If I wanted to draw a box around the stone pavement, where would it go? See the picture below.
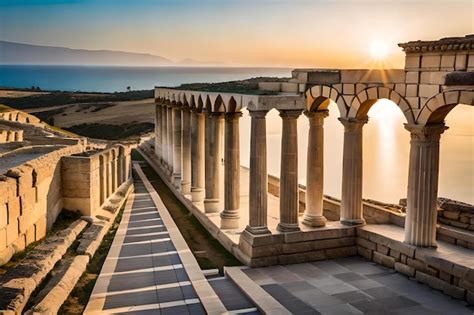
[84,163,260,314]
[242,256,474,314]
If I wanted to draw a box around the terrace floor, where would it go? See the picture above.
[242,256,474,314]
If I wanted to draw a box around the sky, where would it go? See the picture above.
[0,0,473,68]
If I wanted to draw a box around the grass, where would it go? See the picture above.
[64,122,154,140]
[0,210,81,277]
[0,89,154,110]
[133,150,242,272]
[0,104,14,113]
[58,201,126,315]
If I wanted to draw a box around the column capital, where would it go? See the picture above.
[338,117,368,131]
[304,109,329,119]
[225,111,243,120]
[210,111,225,118]
[404,123,448,142]
[279,109,303,119]
[248,109,269,118]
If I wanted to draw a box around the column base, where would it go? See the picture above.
[277,222,300,233]
[302,214,327,227]
[220,210,240,229]
[172,174,181,189]
[203,199,220,213]
[340,218,366,226]
[181,180,191,195]
[190,188,204,203]
[244,225,271,236]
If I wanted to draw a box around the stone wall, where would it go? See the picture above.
[267,173,405,226]
[0,144,85,265]
[0,127,23,143]
[0,110,42,126]
[357,226,474,304]
[62,145,132,217]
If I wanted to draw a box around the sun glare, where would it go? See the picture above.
[370,40,389,60]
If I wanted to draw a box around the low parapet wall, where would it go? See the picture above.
[0,144,86,265]
[0,127,23,143]
[61,144,132,217]
[0,109,42,127]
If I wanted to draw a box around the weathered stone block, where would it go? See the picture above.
[443,210,460,220]
[400,254,407,264]
[455,54,468,70]
[405,84,418,97]
[356,237,376,250]
[405,72,419,84]
[421,55,441,69]
[395,262,415,277]
[418,84,440,98]
[357,246,372,260]
[0,227,6,251]
[405,55,420,70]
[373,251,395,269]
[394,84,406,95]
[6,221,19,245]
[440,54,455,69]
[343,84,355,95]
[416,271,445,290]
[468,290,474,305]
[389,249,401,261]
[443,284,466,300]
[439,271,452,283]
[376,243,389,255]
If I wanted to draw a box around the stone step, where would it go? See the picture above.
[25,255,89,314]
[225,266,291,314]
[437,224,474,248]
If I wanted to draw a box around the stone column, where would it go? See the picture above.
[190,110,205,203]
[277,110,302,232]
[172,107,182,188]
[404,123,447,247]
[303,110,329,227]
[181,107,192,195]
[167,105,174,176]
[155,104,162,161]
[244,110,271,235]
[220,112,242,229]
[161,105,168,169]
[339,117,368,226]
[204,112,224,213]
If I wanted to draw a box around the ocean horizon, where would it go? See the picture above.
[0,64,292,93]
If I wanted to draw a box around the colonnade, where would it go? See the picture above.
[154,96,449,248]
[98,146,129,207]
[155,102,341,236]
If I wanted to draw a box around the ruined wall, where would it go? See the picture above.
[0,128,23,143]
[62,145,132,216]
[0,144,85,265]
[0,110,42,126]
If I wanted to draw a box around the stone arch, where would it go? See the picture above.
[205,95,212,113]
[348,86,415,124]
[213,95,225,113]
[417,89,474,125]
[222,96,238,113]
[306,85,347,117]
[195,95,204,112]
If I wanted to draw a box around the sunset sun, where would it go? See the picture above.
[370,40,389,60]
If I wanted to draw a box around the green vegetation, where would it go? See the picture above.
[176,76,289,95]
[0,89,153,110]
[134,150,242,272]
[65,122,154,140]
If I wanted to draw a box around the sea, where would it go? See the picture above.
[1,65,473,204]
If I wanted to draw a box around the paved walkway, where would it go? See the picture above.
[243,256,474,314]
[85,164,226,314]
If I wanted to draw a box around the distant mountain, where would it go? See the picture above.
[0,40,177,66]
